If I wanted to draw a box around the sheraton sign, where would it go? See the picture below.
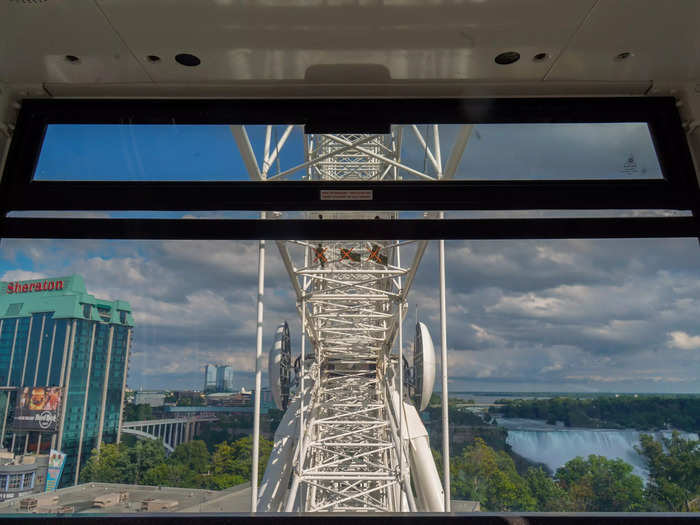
[7,279,64,294]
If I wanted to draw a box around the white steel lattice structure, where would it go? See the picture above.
[231,125,473,512]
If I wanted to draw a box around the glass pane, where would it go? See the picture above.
[400,123,663,180]
[33,123,663,182]
[0,236,697,516]
[8,209,693,219]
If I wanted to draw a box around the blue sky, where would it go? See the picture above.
[35,124,306,181]
[2,123,697,393]
[34,122,662,182]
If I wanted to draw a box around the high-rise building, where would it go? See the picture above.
[0,275,133,488]
[203,364,217,393]
[215,366,234,392]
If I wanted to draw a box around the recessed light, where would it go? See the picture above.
[65,55,80,64]
[533,52,549,62]
[175,53,201,67]
[147,55,161,63]
[615,52,633,61]
[494,51,520,65]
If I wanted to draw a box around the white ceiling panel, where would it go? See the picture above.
[548,0,700,82]
[97,0,596,82]
[0,0,149,83]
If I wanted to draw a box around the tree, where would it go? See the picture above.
[431,447,442,477]
[451,437,536,511]
[80,441,166,485]
[178,395,206,407]
[142,462,197,488]
[80,443,136,484]
[636,432,700,511]
[208,435,273,489]
[123,403,153,422]
[555,455,644,511]
[141,440,213,488]
[524,467,570,511]
[169,440,211,474]
[491,396,700,431]
[128,439,167,485]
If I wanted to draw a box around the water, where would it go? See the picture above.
[499,418,699,481]
[452,392,551,405]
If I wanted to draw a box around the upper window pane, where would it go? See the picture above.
[404,123,663,181]
[32,123,663,182]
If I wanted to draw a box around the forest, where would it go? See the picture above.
[490,395,700,431]
[81,430,699,512]
[81,436,272,490]
[445,432,699,512]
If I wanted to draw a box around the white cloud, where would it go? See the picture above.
[668,331,700,350]
[0,270,47,282]
[2,235,700,391]
[581,319,649,344]
[487,292,564,317]
[535,245,574,265]
[468,323,502,344]
[540,362,563,374]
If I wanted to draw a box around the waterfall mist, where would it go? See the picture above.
[500,418,698,481]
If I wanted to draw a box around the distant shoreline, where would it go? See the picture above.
[451,391,700,397]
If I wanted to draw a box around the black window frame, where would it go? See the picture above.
[0,98,698,524]
[0,97,698,241]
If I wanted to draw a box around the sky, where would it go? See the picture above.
[2,122,698,393]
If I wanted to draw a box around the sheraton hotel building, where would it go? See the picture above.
[0,275,133,487]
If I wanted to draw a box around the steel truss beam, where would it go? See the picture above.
[270,131,430,512]
[250,125,470,512]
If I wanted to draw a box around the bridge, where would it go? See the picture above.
[121,415,217,453]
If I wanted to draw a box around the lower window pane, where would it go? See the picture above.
[0,237,696,514]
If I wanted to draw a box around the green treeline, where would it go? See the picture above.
[491,396,700,431]
[123,403,153,422]
[80,436,273,489]
[447,432,699,512]
[80,432,699,512]
[426,394,508,453]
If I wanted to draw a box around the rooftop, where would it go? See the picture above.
[0,481,479,514]
[0,481,252,515]
[0,275,134,325]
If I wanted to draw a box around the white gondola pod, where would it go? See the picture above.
[268,321,291,410]
[414,322,436,412]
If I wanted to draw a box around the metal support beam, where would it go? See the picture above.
[252,216,266,511]
[438,234,450,511]
[442,125,473,180]
[230,126,263,181]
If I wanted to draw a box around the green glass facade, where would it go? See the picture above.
[0,275,133,488]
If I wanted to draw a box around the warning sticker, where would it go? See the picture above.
[320,190,373,201]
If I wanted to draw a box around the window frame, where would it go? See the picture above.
[0,97,697,242]
[0,98,698,523]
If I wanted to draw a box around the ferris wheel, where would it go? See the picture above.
[230,124,472,512]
